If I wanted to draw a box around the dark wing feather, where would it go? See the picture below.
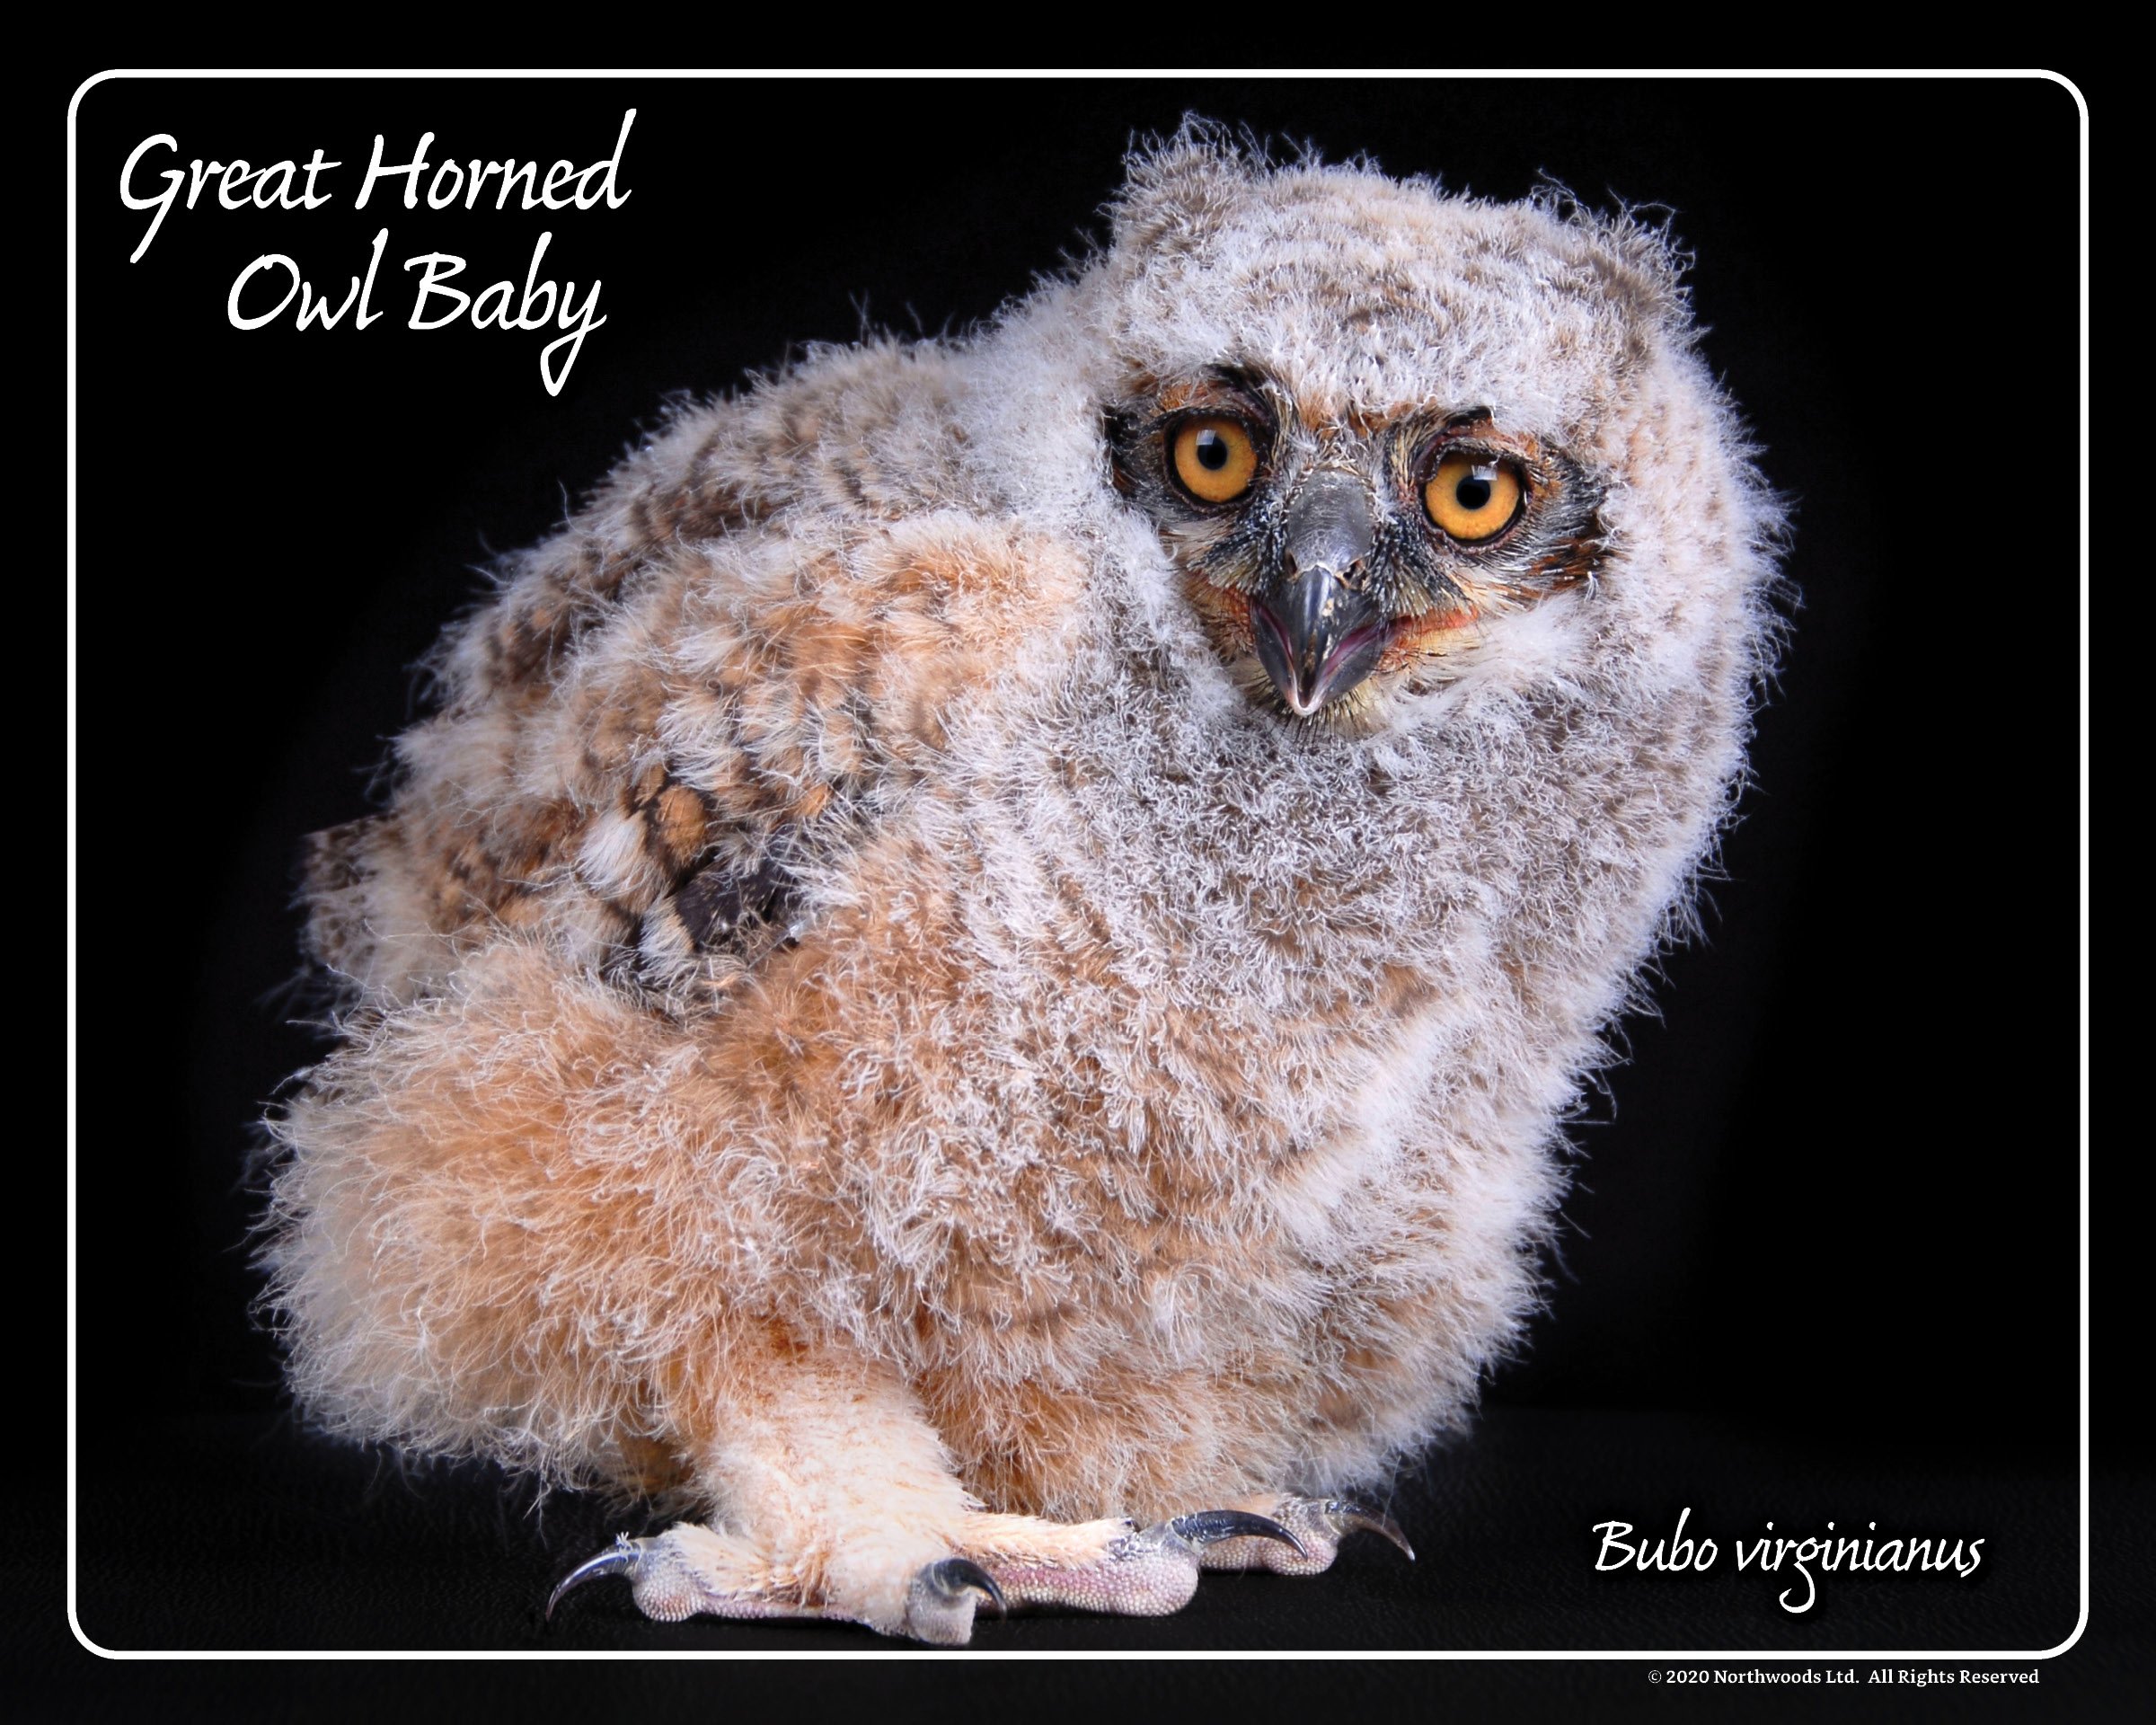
[297,349,971,1013]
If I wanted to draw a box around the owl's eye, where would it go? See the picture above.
[1424,452,1525,544]
[1169,417,1260,504]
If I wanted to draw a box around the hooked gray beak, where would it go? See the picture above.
[1251,470,1386,716]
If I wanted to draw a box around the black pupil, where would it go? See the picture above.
[1196,429,1231,471]
[1454,474,1493,510]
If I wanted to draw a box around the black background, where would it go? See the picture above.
[58,71,2105,1696]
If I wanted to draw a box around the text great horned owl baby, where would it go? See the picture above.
[261,135,1779,1644]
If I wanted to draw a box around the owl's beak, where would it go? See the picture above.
[1253,471,1384,717]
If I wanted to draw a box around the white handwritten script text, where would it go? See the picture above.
[119,111,634,395]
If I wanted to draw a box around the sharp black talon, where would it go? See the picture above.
[927,1556,1006,1616]
[1324,1498,1416,1561]
[545,1535,641,1621]
[1169,1509,1310,1560]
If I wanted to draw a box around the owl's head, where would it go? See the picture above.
[1070,128,1720,734]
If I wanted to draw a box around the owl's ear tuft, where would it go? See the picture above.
[1109,117,1274,258]
[1530,180,1697,336]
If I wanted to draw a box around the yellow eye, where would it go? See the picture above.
[1170,417,1260,504]
[1424,451,1524,543]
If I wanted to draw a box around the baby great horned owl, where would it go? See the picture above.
[260,133,1779,1644]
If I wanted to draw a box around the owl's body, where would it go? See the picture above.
[261,137,1778,1641]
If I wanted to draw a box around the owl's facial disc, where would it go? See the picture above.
[1252,470,1385,716]
[1109,369,1607,732]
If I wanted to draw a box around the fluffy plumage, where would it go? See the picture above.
[258,129,1780,1643]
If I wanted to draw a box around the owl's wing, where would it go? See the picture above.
[299,357,1073,1014]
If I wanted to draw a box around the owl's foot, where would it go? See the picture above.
[1195,1495,1415,1575]
[546,1508,1301,1643]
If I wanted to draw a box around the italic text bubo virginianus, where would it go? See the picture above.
[259,128,1780,1644]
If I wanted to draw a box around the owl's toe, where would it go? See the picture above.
[1196,1495,1415,1576]
[962,1508,1302,1618]
[1164,1508,1310,1555]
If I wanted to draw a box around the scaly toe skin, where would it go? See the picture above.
[980,1508,1303,1616]
[905,1557,1006,1645]
[1197,1496,1416,1575]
